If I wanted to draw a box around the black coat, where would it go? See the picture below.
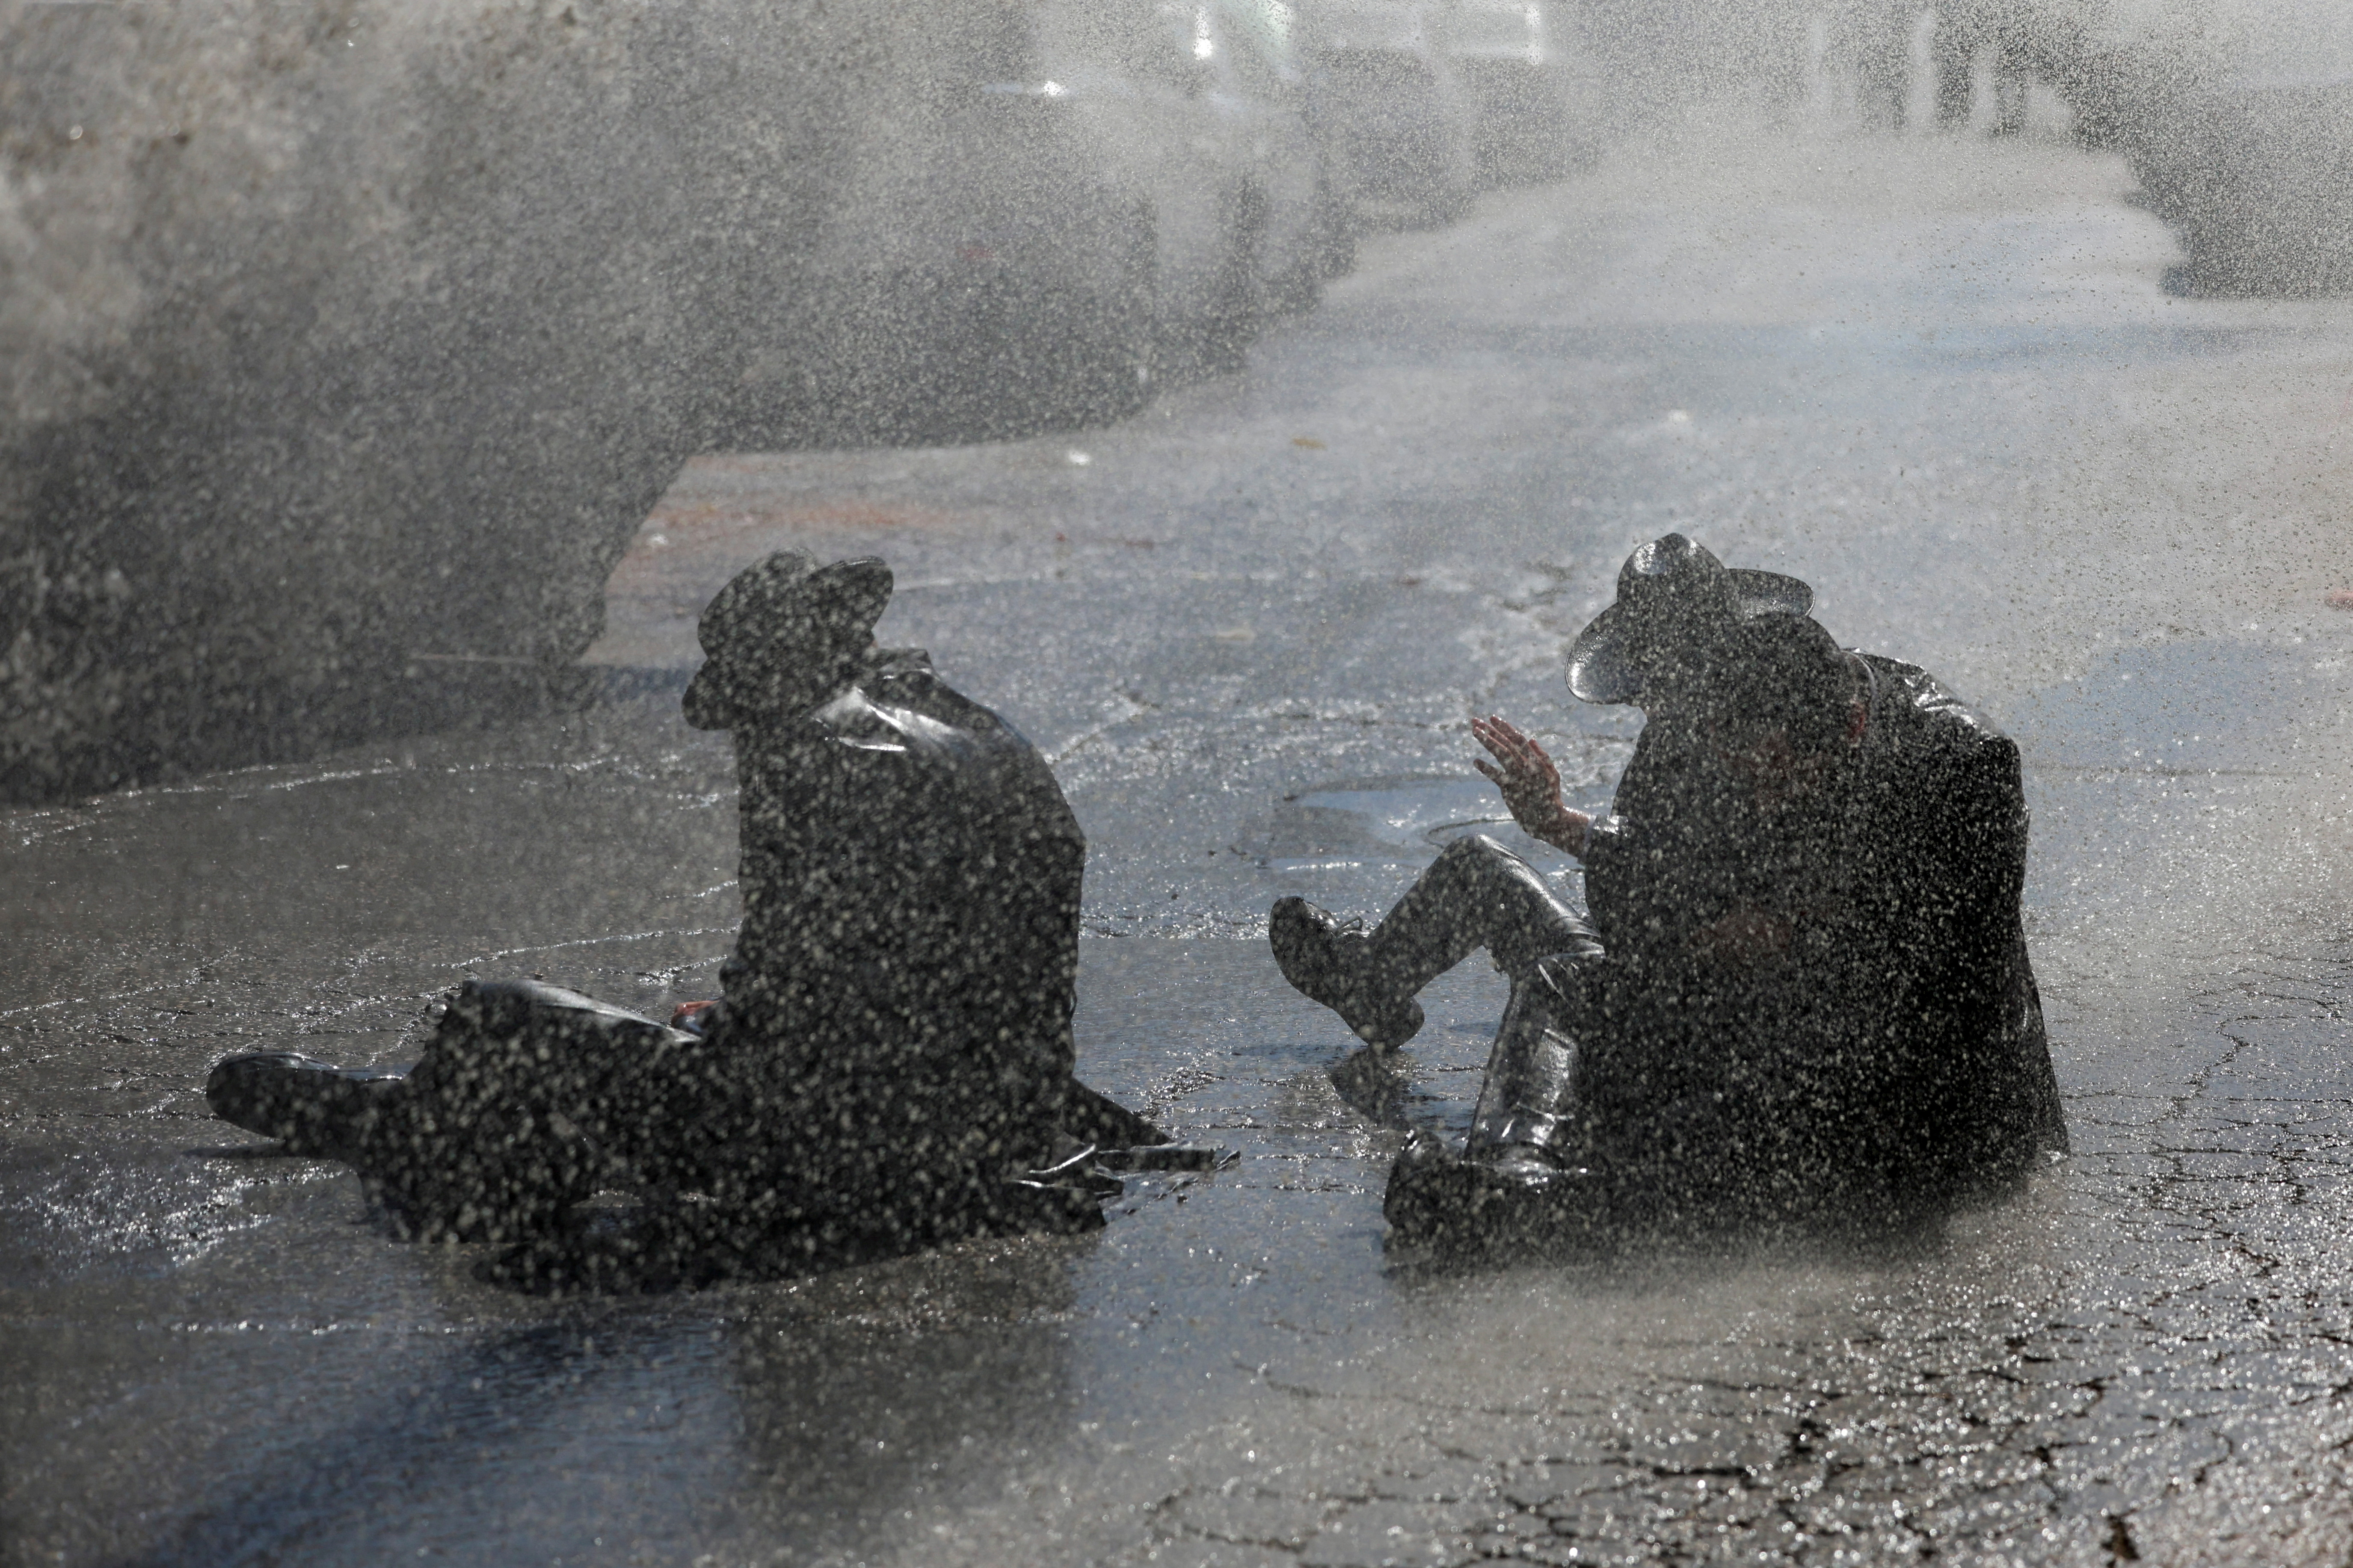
[712,648,1092,1178]
[1575,654,2067,1218]
[374,648,1155,1251]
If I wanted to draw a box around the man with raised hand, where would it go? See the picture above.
[1269,534,2067,1246]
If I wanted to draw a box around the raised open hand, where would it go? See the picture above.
[1470,714,1590,855]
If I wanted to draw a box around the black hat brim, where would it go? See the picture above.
[1565,568,1814,704]
[682,557,894,729]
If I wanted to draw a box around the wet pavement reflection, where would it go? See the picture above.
[9,128,2353,1564]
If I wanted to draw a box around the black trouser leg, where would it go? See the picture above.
[1359,837,1609,1165]
[364,979,699,1243]
[1466,977,1583,1160]
[1365,834,1597,996]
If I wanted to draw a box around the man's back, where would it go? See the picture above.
[1580,654,2066,1218]
[725,648,1088,1148]
[1834,656,2066,1200]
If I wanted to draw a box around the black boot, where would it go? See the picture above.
[1383,1132,1579,1253]
[1268,896,1426,1050]
[204,1052,409,1160]
[1274,837,1600,1054]
[1463,978,1585,1165]
[1384,1130,1610,1257]
[1383,975,1606,1255]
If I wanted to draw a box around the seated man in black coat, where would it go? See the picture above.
[1271,535,2067,1244]
[207,551,1158,1269]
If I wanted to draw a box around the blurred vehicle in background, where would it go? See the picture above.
[0,0,874,799]
[1449,0,1608,182]
[1296,0,1604,229]
[0,0,1354,798]
[724,0,1344,444]
[1216,0,1370,289]
[2065,0,2353,296]
[1298,0,1480,225]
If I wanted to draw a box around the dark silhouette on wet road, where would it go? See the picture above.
[1274,535,2069,1250]
[206,551,1163,1285]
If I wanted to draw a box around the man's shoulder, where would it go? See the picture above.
[1859,654,2017,770]
[860,659,1022,740]
[823,663,1087,839]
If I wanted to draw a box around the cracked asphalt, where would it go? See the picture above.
[8,124,2353,1565]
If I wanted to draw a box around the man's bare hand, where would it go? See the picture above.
[1470,714,1591,855]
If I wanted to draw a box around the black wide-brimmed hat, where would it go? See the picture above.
[681,550,893,729]
[1564,534,1814,704]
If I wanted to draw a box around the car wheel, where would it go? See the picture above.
[1075,211,1159,422]
[1196,184,1268,374]
[1307,164,1358,282]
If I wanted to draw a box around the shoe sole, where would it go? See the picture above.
[1382,1142,1602,1257]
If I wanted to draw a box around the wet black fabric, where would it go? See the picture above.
[1376,655,2066,1225]
[1570,654,2067,1215]
[364,647,1148,1248]
[1366,834,1596,991]
[364,981,687,1243]
[361,979,1112,1262]
[700,646,1093,1190]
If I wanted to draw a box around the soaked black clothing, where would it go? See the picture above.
[364,648,1148,1250]
[1381,655,2066,1224]
[693,647,1095,1199]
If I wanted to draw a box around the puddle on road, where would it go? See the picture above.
[8,641,2350,1564]
[1249,774,1559,870]
[2008,636,2353,968]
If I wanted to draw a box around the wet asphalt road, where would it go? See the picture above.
[9,123,2353,1565]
